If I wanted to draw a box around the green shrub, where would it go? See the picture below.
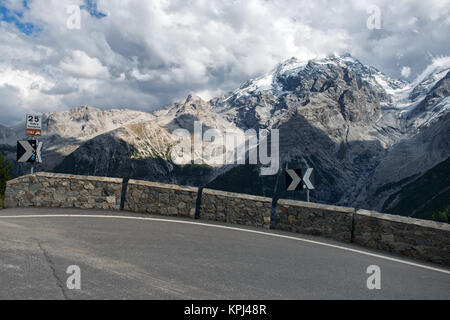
[0,153,13,208]
[432,206,450,223]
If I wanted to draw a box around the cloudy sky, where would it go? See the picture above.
[0,0,449,125]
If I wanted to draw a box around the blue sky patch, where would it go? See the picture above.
[0,0,105,36]
[81,0,107,19]
[0,2,37,35]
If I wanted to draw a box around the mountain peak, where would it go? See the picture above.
[275,53,358,74]
[50,105,100,116]
[224,53,384,101]
[74,105,97,111]
[185,94,204,103]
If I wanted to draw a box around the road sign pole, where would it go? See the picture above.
[31,163,34,175]
[307,189,310,202]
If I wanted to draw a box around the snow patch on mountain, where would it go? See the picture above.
[223,57,309,101]
[419,96,450,127]
[413,56,450,89]
[224,54,409,103]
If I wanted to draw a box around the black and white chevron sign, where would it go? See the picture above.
[17,140,43,163]
[286,168,315,191]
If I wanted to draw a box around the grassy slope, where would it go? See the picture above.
[383,157,450,221]
[206,165,269,196]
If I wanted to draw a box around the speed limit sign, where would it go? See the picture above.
[26,114,42,137]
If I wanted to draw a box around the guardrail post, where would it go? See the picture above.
[120,177,130,211]
[194,187,204,219]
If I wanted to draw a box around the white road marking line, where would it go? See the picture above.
[1,214,449,275]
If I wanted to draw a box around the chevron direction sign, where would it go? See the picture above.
[17,140,43,163]
[286,168,315,191]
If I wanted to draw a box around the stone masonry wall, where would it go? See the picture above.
[124,179,198,218]
[4,173,450,265]
[5,172,122,210]
[200,188,272,229]
[274,199,355,242]
[354,210,450,265]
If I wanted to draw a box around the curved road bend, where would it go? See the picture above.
[0,208,449,300]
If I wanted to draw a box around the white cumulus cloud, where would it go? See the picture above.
[59,50,110,79]
[401,66,412,78]
[0,0,449,125]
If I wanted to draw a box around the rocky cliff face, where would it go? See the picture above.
[50,95,236,185]
[208,54,450,215]
[1,54,449,218]
[0,124,15,141]
[0,106,157,176]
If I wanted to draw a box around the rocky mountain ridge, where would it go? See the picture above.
[1,54,449,219]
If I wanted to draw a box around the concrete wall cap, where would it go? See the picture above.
[356,209,450,232]
[202,188,272,202]
[277,198,355,213]
[7,172,123,184]
[128,179,198,192]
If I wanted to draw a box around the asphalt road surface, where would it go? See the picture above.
[0,208,449,300]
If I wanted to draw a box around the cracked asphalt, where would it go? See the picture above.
[0,207,449,300]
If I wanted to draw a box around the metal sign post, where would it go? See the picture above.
[21,114,43,174]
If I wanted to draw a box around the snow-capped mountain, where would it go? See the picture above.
[1,54,449,220]
[222,54,406,103]
[210,54,449,215]
[214,53,449,133]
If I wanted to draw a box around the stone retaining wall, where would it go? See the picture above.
[274,199,355,242]
[5,172,122,210]
[124,179,198,218]
[354,210,450,265]
[200,188,272,229]
[4,173,450,266]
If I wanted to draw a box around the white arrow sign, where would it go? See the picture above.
[286,169,302,191]
[17,140,43,163]
[303,168,315,190]
[36,141,43,163]
[17,140,35,162]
